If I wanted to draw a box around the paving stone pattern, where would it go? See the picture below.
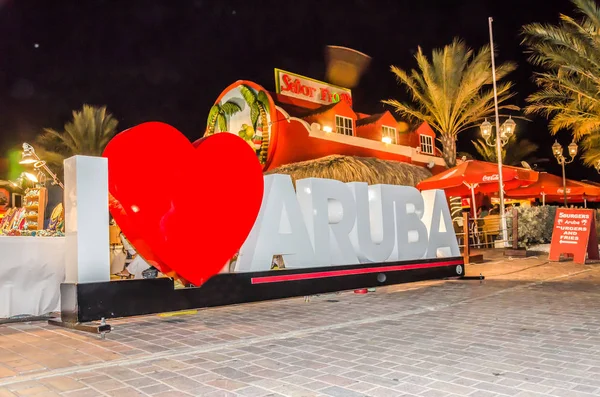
[1,255,600,396]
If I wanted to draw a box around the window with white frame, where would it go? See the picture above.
[419,134,434,154]
[335,115,354,136]
[381,125,397,144]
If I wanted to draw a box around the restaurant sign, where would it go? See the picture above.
[548,208,599,264]
[274,68,352,106]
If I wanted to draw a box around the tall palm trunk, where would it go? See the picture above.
[205,114,218,136]
[440,134,456,168]
[258,105,269,164]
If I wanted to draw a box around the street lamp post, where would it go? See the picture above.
[485,16,513,246]
[479,116,515,246]
[552,140,578,207]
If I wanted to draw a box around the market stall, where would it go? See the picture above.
[0,236,65,317]
[0,185,65,318]
[0,144,68,318]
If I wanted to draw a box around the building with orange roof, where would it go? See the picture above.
[205,69,445,174]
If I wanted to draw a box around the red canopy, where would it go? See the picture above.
[416,160,538,197]
[505,172,600,203]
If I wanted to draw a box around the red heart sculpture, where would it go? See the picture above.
[108,193,175,278]
[103,122,264,286]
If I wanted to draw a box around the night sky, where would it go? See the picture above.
[0,0,593,180]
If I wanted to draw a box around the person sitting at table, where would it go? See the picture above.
[477,205,489,218]
[489,204,500,215]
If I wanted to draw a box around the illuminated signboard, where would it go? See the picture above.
[274,68,352,106]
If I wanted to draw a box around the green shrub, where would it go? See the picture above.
[514,206,600,247]
[514,206,557,247]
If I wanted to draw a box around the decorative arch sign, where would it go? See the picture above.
[56,124,464,325]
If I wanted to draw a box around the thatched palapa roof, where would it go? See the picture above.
[266,155,432,187]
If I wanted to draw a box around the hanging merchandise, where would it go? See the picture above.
[36,203,65,237]
[8,207,26,233]
[23,187,46,231]
[0,207,17,231]
[0,187,64,237]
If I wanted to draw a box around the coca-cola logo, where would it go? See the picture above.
[482,174,499,182]
[557,188,571,194]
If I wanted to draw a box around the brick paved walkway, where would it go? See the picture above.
[1,252,600,396]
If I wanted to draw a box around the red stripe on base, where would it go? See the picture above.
[251,260,463,285]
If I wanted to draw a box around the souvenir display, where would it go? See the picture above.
[0,207,25,232]
[23,187,46,231]
[0,188,64,237]
[47,203,64,232]
[0,208,13,230]
[0,188,9,214]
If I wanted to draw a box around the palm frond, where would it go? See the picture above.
[239,85,257,107]
[383,39,516,167]
[522,0,600,168]
[471,133,539,166]
[471,139,497,162]
[35,105,119,165]
[250,104,259,129]
[221,101,242,115]
[581,130,600,165]
[257,90,270,112]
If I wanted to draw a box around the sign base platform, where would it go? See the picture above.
[48,318,112,339]
[55,257,465,324]
[504,248,529,257]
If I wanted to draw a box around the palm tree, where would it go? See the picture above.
[522,0,600,166]
[239,85,270,164]
[471,132,540,166]
[205,100,242,137]
[35,105,118,171]
[383,39,518,167]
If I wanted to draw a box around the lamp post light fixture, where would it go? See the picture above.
[552,139,578,207]
[481,16,518,248]
[19,143,64,189]
[478,116,515,247]
[479,117,516,147]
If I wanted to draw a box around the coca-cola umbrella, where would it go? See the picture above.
[416,160,538,218]
[505,172,600,206]
[578,180,600,205]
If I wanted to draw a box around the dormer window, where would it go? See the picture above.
[335,115,354,136]
[419,134,434,155]
[382,126,397,144]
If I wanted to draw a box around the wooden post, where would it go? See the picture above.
[512,207,519,250]
[463,211,470,265]
[504,207,527,257]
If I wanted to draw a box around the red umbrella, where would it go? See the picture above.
[417,160,538,195]
[417,160,538,218]
[506,173,600,205]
